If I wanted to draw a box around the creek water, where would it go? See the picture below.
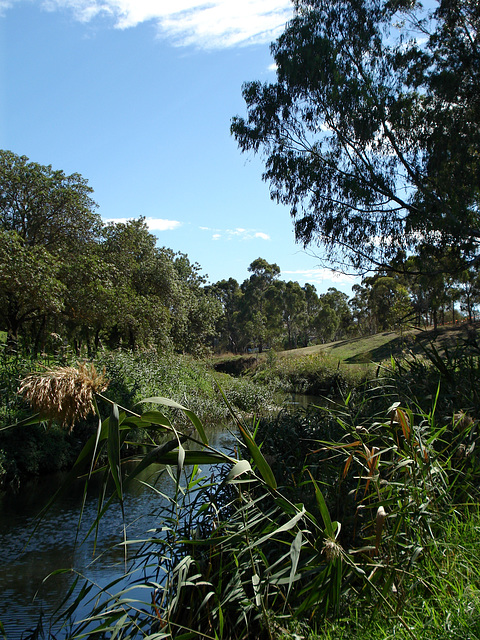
[0,426,237,639]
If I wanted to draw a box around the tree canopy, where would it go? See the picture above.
[231,0,480,272]
[3,148,479,356]
[0,149,101,252]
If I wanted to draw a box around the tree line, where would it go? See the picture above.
[3,0,479,357]
[1,149,478,358]
[0,150,221,356]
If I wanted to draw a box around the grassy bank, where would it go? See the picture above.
[8,327,476,639]
[0,348,270,487]
[3,325,480,638]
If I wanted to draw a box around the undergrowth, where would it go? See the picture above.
[252,350,371,397]
[6,340,480,639]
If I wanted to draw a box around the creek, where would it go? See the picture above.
[0,425,237,639]
[0,395,322,639]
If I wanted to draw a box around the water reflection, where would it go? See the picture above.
[0,425,237,639]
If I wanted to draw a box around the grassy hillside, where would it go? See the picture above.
[212,323,479,372]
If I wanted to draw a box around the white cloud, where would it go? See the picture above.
[226,227,246,235]
[282,268,359,286]
[202,226,270,241]
[0,0,15,16]
[21,0,293,49]
[145,217,182,231]
[103,216,181,231]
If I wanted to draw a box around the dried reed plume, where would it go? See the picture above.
[18,363,109,430]
[323,537,343,563]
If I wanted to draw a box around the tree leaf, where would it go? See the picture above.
[287,530,303,601]
[238,422,277,490]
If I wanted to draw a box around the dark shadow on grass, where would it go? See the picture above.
[343,333,414,363]
[343,323,480,364]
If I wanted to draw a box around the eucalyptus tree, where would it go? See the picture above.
[300,282,321,346]
[320,288,352,338]
[207,278,243,353]
[281,280,307,348]
[239,258,282,352]
[312,302,340,344]
[457,268,480,324]
[349,275,413,334]
[231,0,480,273]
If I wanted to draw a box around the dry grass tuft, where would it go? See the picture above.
[323,537,343,563]
[18,362,109,430]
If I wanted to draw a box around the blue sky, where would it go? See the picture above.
[1,0,358,295]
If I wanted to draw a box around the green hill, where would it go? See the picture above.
[279,322,480,364]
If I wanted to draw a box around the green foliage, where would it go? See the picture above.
[393,334,480,419]
[0,149,100,252]
[8,345,480,639]
[0,230,66,346]
[253,350,370,396]
[231,0,480,271]
[0,349,270,487]
[0,152,222,356]
[93,349,269,425]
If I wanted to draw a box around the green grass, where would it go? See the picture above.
[310,508,480,640]
[215,323,480,373]
[276,330,404,362]
[6,330,480,639]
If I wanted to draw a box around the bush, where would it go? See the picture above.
[253,351,371,397]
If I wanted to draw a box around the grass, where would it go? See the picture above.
[15,343,477,639]
[217,323,480,372]
[0,348,271,487]
[313,508,480,640]
[276,330,404,362]
[6,327,480,639]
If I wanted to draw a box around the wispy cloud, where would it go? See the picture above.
[104,216,181,231]
[202,226,271,241]
[282,268,359,287]
[14,0,293,49]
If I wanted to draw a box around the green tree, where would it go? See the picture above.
[0,149,101,252]
[239,258,282,352]
[456,268,480,324]
[366,275,413,332]
[350,283,374,335]
[101,218,174,350]
[208,278,243,353]
[320,288,352,338]
[280,280,307,349]
[60,249,118,356]
[231,0,480,272]
[313,302,339,343]
[301,282,320,346]
[169,250,222,355]
[0,230,65,350]
[0,150,102,351]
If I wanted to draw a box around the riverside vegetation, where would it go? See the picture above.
[1,326,480,639]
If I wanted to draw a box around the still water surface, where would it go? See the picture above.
[0,426,236,639]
